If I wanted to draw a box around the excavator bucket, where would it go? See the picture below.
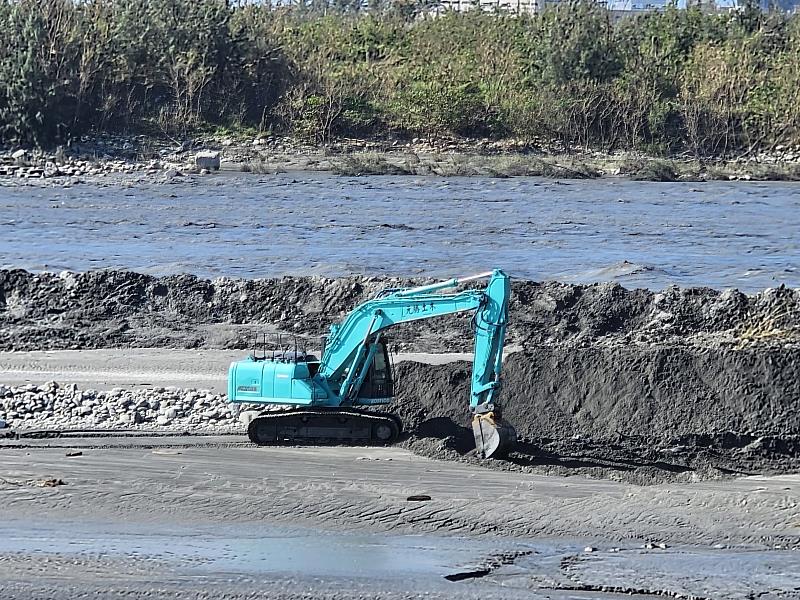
[472,412,516,459]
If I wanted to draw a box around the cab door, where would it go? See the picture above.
[357,340,394,401]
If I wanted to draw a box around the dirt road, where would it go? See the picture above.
[0,349,474,392]
[0,436,798,599]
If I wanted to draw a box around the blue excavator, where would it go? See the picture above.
[227,269,516,458]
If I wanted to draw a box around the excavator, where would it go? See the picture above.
[227,269,516,458]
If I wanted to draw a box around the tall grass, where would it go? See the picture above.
[1,0,799,157]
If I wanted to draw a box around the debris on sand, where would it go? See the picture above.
[406,494,432,502]
[35,478,66,487]
[0,477,66,487]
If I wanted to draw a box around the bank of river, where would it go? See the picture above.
[2,173,798,291]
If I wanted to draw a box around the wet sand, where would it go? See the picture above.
[0,437,797,599]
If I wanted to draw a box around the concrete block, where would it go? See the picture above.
[196,150,221,171]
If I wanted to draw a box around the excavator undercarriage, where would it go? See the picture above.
[247,408,401,446]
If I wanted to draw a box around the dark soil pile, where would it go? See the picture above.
[2,268,799,482]
[1,269,798,352]
[392,348,800,482]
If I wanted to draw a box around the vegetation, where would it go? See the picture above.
[2,0,800,157]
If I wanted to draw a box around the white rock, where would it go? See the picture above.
[156,415,172,426]
[11,149,26,160]
[238,410,262,426]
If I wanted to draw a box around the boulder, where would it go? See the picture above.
[195,150,220,171]
[238,410,261,426]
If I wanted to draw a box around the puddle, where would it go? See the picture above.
[0,519,796,597]
[0,519,523,580]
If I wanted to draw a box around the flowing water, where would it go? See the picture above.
[2,173,799,291]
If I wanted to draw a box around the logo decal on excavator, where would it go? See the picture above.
[237,385,258,392]
[403,302,434,315]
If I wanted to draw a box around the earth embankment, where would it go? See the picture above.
[2,268,798,351]
[393,347,800,481]
[1,268,798,481]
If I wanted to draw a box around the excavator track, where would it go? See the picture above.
[247,408,402,446]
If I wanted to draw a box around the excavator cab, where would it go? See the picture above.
[355,339,394,402]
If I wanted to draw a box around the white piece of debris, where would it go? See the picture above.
[644,542,669,550]
[238,410,262,426]
[195,150,221,171]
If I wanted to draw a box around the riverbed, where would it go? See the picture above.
[1,441,797,600]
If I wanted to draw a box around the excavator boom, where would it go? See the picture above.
[228,269,515,458]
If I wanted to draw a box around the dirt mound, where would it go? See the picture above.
[2,268,798,482]
[1,269,798,351]
[392,348,800,482]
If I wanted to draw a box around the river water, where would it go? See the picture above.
[2,173,798,291]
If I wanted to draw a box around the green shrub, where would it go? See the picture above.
[0,0,799,155]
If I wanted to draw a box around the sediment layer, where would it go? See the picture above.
[393,349,800,481]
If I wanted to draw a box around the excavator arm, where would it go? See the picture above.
[318,270,509,415]
[228,269,515,458]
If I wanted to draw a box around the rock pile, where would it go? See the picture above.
[0,382,241,431]
[0,138,232,182]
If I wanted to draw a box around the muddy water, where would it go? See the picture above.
[0,519,517,581]
[2,174,798,290]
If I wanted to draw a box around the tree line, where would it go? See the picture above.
[1,0,799,156]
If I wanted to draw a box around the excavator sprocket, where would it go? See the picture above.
[247,408,401,446]
[472,412,517,459]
